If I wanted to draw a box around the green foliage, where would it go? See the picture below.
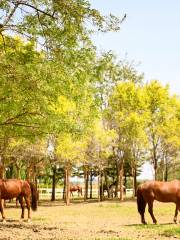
[106,81,148,171]
[0,0,121,52]
[0,37,51,138]
[144,80,180,179]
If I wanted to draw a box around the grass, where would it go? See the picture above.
[1,199,179,240]
[162,227,180,237]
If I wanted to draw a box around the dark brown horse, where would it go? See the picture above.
[0,179,37,222]
[137,180,180,224]
[109,184,126,198]
[70,185,82,197]
[100,182,126,199]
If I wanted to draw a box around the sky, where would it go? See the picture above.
[90,0,180,95]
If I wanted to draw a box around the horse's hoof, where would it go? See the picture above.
[27,219,31,223]
[2,219,6,223]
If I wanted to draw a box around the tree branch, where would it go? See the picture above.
[0,111,43,126]
[3,3,19,27]
[12,1,55,19]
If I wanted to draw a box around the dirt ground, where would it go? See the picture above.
[0,199,179,240]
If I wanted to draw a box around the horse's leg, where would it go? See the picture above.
[148,201,157,224]
[140,204,147,225]
[24,196,31,222]
[16,197,19,207]
[0,199,6,222]
[173,203,179,223]
[19,196,25,220]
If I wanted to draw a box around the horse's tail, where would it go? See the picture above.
[29,182,38,211]
[80,187,82,196]
[137,186,146,215]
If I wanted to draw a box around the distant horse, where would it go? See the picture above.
[0,179,37,222]
[70,185,82,197]
[109,184,126,198]
[100,182,126,198]
[137,180,180,224]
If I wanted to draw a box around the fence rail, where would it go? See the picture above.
[38,188,134,199]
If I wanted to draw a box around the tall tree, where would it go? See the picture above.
[106,81,147,197]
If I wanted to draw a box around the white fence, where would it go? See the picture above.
[38,188,133,199]
[38,188,63,199]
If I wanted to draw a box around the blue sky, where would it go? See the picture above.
[90,0,180,95]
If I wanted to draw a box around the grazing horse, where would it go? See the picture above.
[100,182,126,199]
[137,180,180,224]
[109,184,126,198]
[0,179,37,222]
[70,185,82,197]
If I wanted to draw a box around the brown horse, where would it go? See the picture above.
[70,185,82,197]
[137,180,180,224]
[0,179,37,222]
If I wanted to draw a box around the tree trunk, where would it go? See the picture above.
[124,174,127,188]
[51,166,56,201]
[163,152,168,182]
[97,169,101,202]
[15,162,21,179]
[65,164,71,206]
[100,170,103,201]
[62,171,66,200]
[152,139,158,180]
[84,166,89,201]
[104,170,110,198]
[89,170,93,199]
[8,164,14,179]
[0,156,5,179]
[32,165,37,184]
[26,165,31,181]
[119,161,124,201]
[165,156,168,181]
[154,159,158,181]
[115,161,120,198]
[132,166,137,197]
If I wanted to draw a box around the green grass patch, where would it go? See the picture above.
[162,226,180,237]
[135,224,163,230]
[33,216,46,221]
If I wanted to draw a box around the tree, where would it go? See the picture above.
[106,81,148,198]
[144,80,174,180]
[155,95,180,180]
[56,133,87,205]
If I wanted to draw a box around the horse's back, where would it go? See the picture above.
[139,180,180,203]
[0,179,30,200]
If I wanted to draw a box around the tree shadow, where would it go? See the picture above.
[125,222,175,227]
[0,220,59,231]
[38,197,136,206]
